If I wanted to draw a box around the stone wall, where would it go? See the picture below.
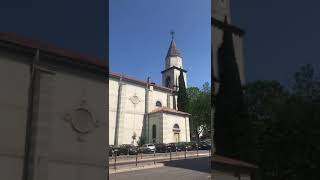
[109,77,175,146]
[0,51,30,180]
[0,50,107,180]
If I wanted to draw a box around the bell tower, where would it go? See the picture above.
[212,0,231,22]
[162,31,187,91]
[212,0,246,91]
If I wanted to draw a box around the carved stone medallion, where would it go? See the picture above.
[64,100,99,142]
[130,95,141,105]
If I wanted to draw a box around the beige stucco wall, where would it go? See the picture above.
[48,69,107,180]
[109,79,118,145]
[109,78,146,145]
[0,51,107,180]
[166,56,183,69]
[162,113,190,143]
[148,113,163,143]
[109,76,185,146]
[162,68,187,89]
[212,26,245,87]
[0,52,30,180]
[149,112,190,144]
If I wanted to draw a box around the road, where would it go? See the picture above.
[109,157,211,180]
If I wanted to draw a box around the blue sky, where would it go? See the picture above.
[109,0,210,88]
[232,0,320,86]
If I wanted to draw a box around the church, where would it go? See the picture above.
[109,35,191,146]
[211,0,259,180]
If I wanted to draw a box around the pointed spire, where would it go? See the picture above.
[166,31,181,58]
[170,30,175,40]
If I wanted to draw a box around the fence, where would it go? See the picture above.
[108,148,211,169]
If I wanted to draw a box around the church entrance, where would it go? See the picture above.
[174,133,180,143]
[173,123,181,143]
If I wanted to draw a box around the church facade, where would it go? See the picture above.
[109,37,191,146]
[0,33,108,180]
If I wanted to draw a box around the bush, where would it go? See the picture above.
[137,136,146,147]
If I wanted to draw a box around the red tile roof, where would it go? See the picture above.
[212,154,258,169]
[0,32,177,91]
[150,106,190,116]
[0,32,107,68]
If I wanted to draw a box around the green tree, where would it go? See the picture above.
[137,136,146,147]
[244,64,320,180]
[177,69,188,112]
[186,82,211,142]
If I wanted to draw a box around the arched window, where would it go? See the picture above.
[166,76,171,88]
[173,124,179,129]
[156,101,162,107]
[152,124,156,139]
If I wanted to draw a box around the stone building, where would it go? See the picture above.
[109,36,191,146]
[0,33,107,180]
[212,0,258,179]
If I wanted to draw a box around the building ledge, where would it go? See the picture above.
[212,154,258,170]
[149,106,190,116]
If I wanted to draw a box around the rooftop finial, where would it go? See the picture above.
[170,30,175,40]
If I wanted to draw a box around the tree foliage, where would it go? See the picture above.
[177,69,188,112]
[244,64,320,180]
[186,82,211,142]
[137,136,146,147]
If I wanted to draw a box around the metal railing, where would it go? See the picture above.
[109,147,211,169]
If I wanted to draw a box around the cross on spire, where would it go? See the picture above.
[170,30,175,39]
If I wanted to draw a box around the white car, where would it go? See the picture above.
[140,144,155,153]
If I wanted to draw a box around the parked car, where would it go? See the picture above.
[155,143,167,153]
[108,145,114,156]
[198,141,211,150]
[167,143,177,152]
[175,143,186,151]
[139,144,156,153]
[112,146,120,156]
[118,144,138,155]
[180,142,194,151]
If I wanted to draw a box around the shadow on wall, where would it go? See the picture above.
[162,157,211,174]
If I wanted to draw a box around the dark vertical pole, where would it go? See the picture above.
[170,150,172,161]
[146,78,150,143]
[135,153,138,166]
[127,149,129,158]
[197,144,199,157]
[114,154,117,169]
[153,150,156,165]
[22,49,40,180]
[184,148,187,160]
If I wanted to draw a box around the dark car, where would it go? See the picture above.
[108,145,114,156]
[118,144,138,155]
[180,142,194,151]
[175,144,185,151]
[112,146,120,156]
[198,141,211,150]
[167,143,177,152]
[155,143,167,153]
